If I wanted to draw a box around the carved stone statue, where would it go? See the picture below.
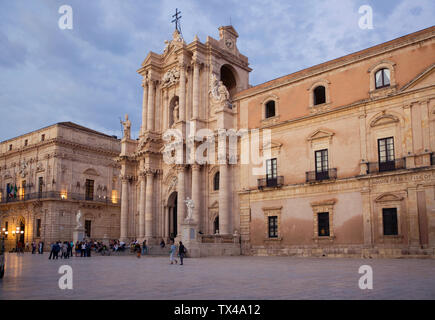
[76,210,83,229]
[173,100,179,123]
[19,160,28,178]
[121,114,131,139]
[209,73,232,108]
[162,68,180,88]
[184,197,194,220]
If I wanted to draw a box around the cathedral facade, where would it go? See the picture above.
[121,25,435,257]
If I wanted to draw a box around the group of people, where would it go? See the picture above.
[48,241,75,260]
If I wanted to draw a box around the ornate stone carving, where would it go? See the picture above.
[19,160,28,178]
[209,73,232,108]
[121,114,131,139]
[161,67,180,88]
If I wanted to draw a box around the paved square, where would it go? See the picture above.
[0,253,434,300]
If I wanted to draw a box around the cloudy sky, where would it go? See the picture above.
[0,0,434,141]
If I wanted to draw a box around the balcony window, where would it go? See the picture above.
[378,137,395,172]
[85,179,94,201]
[315,149,329,180]
[266,158,277,187]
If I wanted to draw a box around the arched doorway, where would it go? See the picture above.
[220,64,237,98]
[167,192,178,239]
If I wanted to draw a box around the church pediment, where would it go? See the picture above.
[400,64,435,93]
[307,129,334,141]
[375,193,403,203]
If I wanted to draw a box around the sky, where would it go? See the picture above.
[0,0,434,141]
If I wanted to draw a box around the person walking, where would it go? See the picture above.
[48,242,55,260]
[81,242,86,257]
[135,242,141,258]
[178,241,186,265]
[38,241,44,254]
[86,242,91,257]
[31,241,36,254]
[169,241,177,265]
[160,239,165,248]
[75,241,80,257]
[142,240,148,255]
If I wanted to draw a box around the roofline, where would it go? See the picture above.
[1,122,119,144]
[234,25,435,101]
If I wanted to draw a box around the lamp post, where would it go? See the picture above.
[11,226,24,253]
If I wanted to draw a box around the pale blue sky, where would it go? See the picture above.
[0,0,434,140]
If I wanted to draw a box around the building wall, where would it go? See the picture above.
[0,123,121,250]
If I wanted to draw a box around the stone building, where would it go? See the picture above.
[121,25,435,257]
[0,122,121,250]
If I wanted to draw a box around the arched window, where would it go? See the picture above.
[313,86,326,105]
[375,68,391,89]
[265,100,276,118]
[213,172,220,191]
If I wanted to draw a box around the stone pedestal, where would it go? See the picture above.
[180,218,200,258]
[73,228,85,244]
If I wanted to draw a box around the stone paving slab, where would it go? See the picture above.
[0,253,434,300]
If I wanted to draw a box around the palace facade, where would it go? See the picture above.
[0,122,121,250]
[120,25,435,258]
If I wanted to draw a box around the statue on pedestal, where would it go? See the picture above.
[121,114,131,139]
[76,210,83,229]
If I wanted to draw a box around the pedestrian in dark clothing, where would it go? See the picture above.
[178,241,186,265]
[86,242,91,257]
[48,243,55,260]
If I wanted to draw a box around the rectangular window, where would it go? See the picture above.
[85,220,92,238]
[315,149,329,180]
[21,180,26,199]
[24,139,28,147]
[9,144,12,151]
[382,208,398,236]
[38,177,43,196]
[36,219,41,237]
[318,212,330,237]
[266,158,277,187]
[41,134,45,141]
[268,216,278,238]
[85,179,94,201]
[378,137,395,172]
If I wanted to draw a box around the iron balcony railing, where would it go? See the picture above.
[0,191,120,205]
[306,168,337,183]
[258,176,284,189]
[367,158,406,174]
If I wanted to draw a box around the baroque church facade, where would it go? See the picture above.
[120,24,435,258]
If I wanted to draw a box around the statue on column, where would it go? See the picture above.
[184,197,194,221]
[121,114,131,139]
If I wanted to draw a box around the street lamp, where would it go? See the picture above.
[11,226,24,253]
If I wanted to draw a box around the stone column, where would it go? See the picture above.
[421,99,431,166]
[138,172,146,238]
[147,81,155,132]
[361,187,373,248]
[176,165,186,236]
[179,64,186,122]
[145,170,154,240]
[191,164,201,225]
[403,103,415,168]
[120,176,129,241]
[219,163,230,234]
[192,61,200,119]
[359,113,368,175]
[407,187,421,247]
[141,80,148,134]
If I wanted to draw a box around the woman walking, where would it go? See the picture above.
[169,241,177,264]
